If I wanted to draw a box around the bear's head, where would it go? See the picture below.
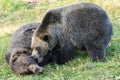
[10,48,43,74]
[31,10,61,63]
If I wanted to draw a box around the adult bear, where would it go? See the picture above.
[5,22,57,74]
[31,2,113,64]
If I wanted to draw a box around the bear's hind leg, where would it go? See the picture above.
[85,42,105,62]
[97,49,105,62]
[86,49,98,62]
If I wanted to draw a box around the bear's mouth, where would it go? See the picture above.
[33,52,53,66]
[37,57,43,63]
[31,55,44,64]
[33,58,38,63]
[29,56,38,62]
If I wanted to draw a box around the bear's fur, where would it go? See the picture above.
[31,2,113,64]
[5,22,59,74]
[5,23,44,74]
[5,23,39,64]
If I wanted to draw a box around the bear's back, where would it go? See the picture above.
[54,2,104,16]
[57,2,112,47]
[8,23,40,51]
[5,23,40,64]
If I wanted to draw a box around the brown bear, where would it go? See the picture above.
[31,2,113,64]
[5,22,59,74]
[5,22,43,74]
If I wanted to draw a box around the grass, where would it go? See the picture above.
[0,0,120,80]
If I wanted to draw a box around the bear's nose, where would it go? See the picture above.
[31,54,38,59]
[34,67,43,73]
[31,49,39,59]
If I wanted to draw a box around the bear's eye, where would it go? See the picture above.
[43,35,49,42]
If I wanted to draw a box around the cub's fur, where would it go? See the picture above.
[5,23,43,74]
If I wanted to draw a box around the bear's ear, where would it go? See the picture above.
[32,29,35,33]
[40,10,61,30]
[43,10,61,24]
[5,52,11,64]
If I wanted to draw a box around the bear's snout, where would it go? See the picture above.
[34,66,43,73]
[29,64,43,74]
[31,49,39,59]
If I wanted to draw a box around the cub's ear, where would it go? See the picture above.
[41,10,61,27]
[32,28,36,33]
[5,52,11,64]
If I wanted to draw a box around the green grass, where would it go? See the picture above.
[0,0,120,80]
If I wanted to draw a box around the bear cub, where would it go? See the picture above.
[5,23,43,74]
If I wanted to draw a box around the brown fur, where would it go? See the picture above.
[5,23,43,74]
[31,2,113,63]
[10,48,42,74]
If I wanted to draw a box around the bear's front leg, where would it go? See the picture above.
[57,44,76,64]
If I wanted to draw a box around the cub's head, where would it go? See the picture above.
[31,10,61,63]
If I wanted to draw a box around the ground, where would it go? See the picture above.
[0,0,120,80]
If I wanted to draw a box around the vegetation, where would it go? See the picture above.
[0,0,120,80]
